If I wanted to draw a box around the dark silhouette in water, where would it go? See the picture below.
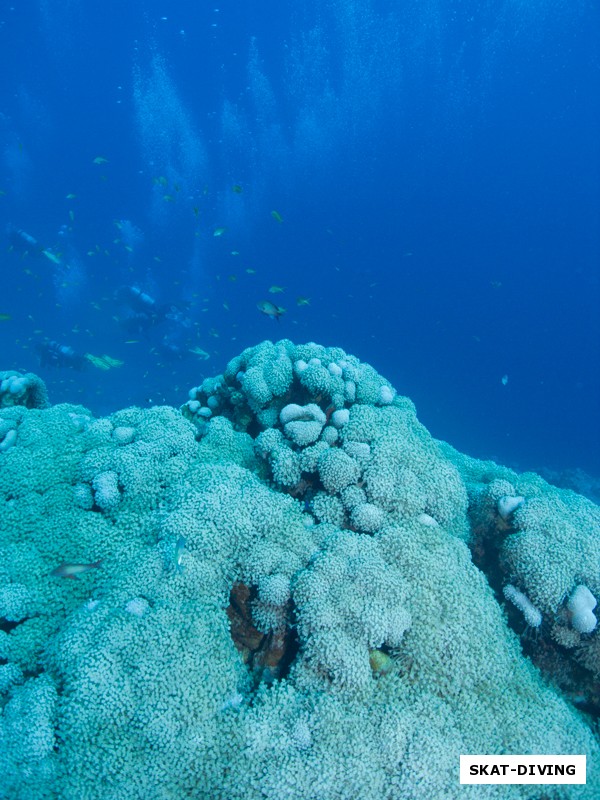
[36,340,87,370]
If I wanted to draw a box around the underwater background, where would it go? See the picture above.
[1,0,599,478]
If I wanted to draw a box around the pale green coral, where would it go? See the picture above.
[0,674,58,797]
[0,346,598,799]
[317,448,361,494]
[0,404,199,678]
[311,492,345,526]
[441,441,600,716]
[0,370,49,410]
[293,530,411,689]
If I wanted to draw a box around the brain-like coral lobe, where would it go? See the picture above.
[0,370,49,410]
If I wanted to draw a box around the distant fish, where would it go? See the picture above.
[92,156,109,165]
[268,285,285,294]
[188,346,210,360]
[0,313,11,321]
[257,300,285,321]
[65,193,77,199]
[296,296,310,306]
[232,184,243,194]
[51,560,102,580]
[213,226,227,237]
[42,249,62,265]
[270,210,283,223]
[501,374,508,386]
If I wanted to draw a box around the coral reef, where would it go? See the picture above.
[0,370,49,411]
[440,441,600,718]
[0,340,598,799]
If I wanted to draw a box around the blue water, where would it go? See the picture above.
[1,0,599,475]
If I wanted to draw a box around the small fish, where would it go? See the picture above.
[69,210,75,223]
[65,193,77,199]
[42,249,61,265]
[296,296,310,306]
[258,300,285,321]
[193,206,200,217]
[213,226,227,237]
[271,210,283,223]
[188,346,210,360]
[232,184,243,194]
[501,374,508,386]
[0,313,11,321]
[51,560,102,580]
[125,340,139,344]
[163,194,174,202]
[92,156,109,165]
[245,268,255,274]
[153,176,168,187]
[269,285,285,294]
[175,536,186,573]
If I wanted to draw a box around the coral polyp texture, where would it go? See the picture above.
[1,339,598,799]
[0,370,49,413]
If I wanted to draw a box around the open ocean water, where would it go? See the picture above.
[1,1,599,480]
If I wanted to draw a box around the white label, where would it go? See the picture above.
[460,755,586,784]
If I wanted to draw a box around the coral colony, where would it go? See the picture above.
[1,340,598,798]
